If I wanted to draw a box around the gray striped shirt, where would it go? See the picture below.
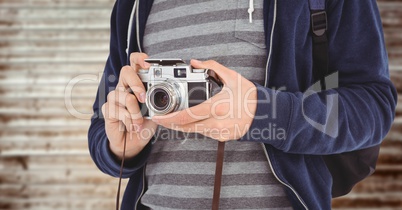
[141,0,292,209]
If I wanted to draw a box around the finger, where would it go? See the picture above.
[151,86,234,126]
[190,59,234,85]
[110,90,144,125]
[162,119,230,142]
[152,98,213,126]
[102,102,135,132]
[130,52,150,69]
[118,92,143,125]
[117,66,146,103]
[170,120,205,131]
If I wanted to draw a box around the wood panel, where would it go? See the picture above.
[0,0,401,209]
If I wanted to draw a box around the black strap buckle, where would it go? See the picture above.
[311,11,327,36]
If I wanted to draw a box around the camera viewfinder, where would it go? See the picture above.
[174,68,187,78]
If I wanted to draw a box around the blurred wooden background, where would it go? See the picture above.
[0,0,401,209]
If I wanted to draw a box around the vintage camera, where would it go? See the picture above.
[138,59,222,118]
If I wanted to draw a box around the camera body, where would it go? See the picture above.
[138,59,222,118]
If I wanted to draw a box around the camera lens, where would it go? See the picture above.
[151,89,170,111]
[146,82,181,116]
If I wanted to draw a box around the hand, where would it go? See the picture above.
[151,59,258,142]
[101,53,158,159]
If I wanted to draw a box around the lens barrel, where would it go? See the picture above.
[151,89,170,111]
[146,82,180,115]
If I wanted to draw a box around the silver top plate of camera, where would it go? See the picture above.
[138,58,211,82]
[137,59,222,118]
[145,58,185,66]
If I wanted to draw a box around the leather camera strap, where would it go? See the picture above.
[117,138,226,210]
[115,134,127,210]
[212,141,226,210]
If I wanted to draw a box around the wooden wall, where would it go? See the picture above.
[0,0,401,209]
[0,0,120,209]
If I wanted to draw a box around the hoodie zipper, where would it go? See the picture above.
[134,166,146,210]
[261,144,308,209]
[262,0,307,209]
[264,0,276,87]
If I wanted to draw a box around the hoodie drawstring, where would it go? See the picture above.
[126,1,137,56]
[248,0,254,23]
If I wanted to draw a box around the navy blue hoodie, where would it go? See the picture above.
[88,0,397,209]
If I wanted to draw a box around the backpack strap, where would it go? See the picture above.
[309,0,382,198]
[309,0,328,89]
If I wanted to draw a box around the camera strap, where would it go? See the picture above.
[212,141,226,210]
[115,134,127,210]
